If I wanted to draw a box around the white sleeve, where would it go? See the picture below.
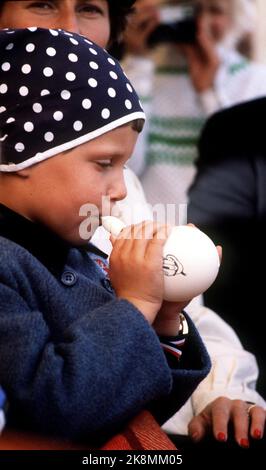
[0,410,5,434]
[122,55,155,176]
[186,306,266,415]
[198,55,266,116]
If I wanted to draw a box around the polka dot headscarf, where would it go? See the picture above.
[0,28,145,172]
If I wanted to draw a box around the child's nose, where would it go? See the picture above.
[109,178,127,202]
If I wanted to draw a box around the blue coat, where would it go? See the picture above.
[0,204,210,442]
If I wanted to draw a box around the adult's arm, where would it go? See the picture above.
[163,305,265,437]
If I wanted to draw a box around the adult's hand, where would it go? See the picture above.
[181,13,220,92]
[123,0,160,56]
[188,397,266,447]
[153,300,188,337]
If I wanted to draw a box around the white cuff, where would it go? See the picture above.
[192,388,266,416]
[198,89,221,115]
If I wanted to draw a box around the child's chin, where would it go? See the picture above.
[60,229,91,246]
[75,231,92,245]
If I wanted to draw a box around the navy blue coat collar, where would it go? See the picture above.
[0,204,107,276]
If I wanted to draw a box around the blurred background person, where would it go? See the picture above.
[121,0,266,224]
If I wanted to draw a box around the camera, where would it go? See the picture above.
[148,3,197,46]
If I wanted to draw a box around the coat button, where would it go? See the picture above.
[61,271,77,286]
[101,278,113,293]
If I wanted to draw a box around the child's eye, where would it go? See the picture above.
[95,160,112,168]
[94,160,128,170]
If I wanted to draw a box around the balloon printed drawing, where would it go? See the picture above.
[163,254,186,277]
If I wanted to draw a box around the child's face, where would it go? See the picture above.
[23,124,137,245]
[0,0,110,48]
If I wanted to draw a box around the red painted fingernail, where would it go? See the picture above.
[254,429,262,439]
[217,432,226,442]
[240,438,249,448]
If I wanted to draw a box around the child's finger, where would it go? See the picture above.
[144,224,171,261]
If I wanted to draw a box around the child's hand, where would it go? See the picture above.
[181,14,220,93]
[153,300,189,336]
[109,221,171,324]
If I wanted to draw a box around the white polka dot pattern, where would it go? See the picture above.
[73,121,83,131]
[24,122,34,132]
[0,84,8,94]
[109,71,118,80]
[108,88,116,98]
[82,99,92,109]
[53,111,63,121]
[1,62,11,71]
[89,61,98,70]
[43,67,53,77]
[101,109,110,119]
[61,90,71,100]
[68,53,78,62]
[88,78,97,88]
[19,86,28,96]
[33,103,42,113]
[21,64,31,74]
[15,142,25,152]
[125,99,132,110]
[44,132,54,142]
[26,43,35,52]
[46,47,56,57]
[0,27,145,169]
[66,72,76,81]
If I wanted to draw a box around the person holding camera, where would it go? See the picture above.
[122,0,266,223]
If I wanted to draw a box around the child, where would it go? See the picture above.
[0,28,210,443]
[0,0,154,239]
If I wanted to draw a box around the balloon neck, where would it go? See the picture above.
[101,216,126,237]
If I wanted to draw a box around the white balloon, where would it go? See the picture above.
[162,226,220,301]
[101,217,220,301]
